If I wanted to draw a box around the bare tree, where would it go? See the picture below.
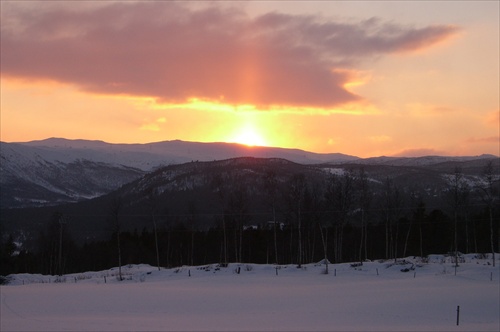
[444,167,469,267]
[263,171,280,264]
[382,178,392,259]
[403,191,426,258]
[314,182,329,273]
[356,168,372,262]
[478,161,497,267]
[57,215,67,276]
[303,182,324,263]
[410,194,426,258]
[39,212,64,275]
[318,219,329,274]
[227,175,250,263]
[109,196,123,281]
[211,174,228,266]
[186,200,198,267]
[382,177,403,262]
[325,170,355,263]
[286,173,306,267]
[146,187,161,271]
[461,185,471,254]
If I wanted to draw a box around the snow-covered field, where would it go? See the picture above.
[1,255,499,331]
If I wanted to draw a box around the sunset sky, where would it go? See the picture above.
[1,1,498,157]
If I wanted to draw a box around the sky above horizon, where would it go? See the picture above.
[1,1,498,158]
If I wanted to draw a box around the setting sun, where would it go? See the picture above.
[229,126,268,147]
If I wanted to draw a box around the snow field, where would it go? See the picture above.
[1,255,499,331]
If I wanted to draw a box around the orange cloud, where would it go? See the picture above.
[1,2,459,109]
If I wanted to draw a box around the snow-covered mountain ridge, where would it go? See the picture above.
[1,138,497,208]
[0,138,358,208]
[0,141,145,208]
[11,137,360,169]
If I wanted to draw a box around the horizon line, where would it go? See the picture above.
[2,136,498,159]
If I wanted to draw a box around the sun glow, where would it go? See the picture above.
[229,126,268,147]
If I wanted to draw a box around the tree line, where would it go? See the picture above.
[1,161,498,277]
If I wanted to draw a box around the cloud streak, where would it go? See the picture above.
[1,2,459,108]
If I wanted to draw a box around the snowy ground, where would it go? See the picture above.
[1,254,499,331]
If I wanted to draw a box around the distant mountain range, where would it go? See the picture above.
[0,137,497,209]
[6,137,360,170]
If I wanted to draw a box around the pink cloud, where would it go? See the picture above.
[1,2,459,108]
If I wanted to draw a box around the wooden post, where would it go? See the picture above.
[104,276,107,283]
[376,268,379,276]
[456,306,460,326]
[275,267,278,276]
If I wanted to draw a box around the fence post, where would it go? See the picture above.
[456,306,460,326]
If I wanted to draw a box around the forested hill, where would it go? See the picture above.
[1,156,498,275]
